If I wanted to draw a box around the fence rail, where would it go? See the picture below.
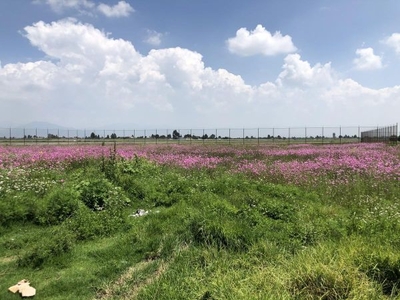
[361,124,398,143]
[0,125,398,146]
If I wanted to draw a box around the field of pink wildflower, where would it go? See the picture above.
[1,143,399,189]
[1,142,400,299]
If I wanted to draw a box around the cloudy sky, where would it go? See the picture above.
[0,0,400,129]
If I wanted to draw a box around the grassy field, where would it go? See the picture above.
[1,143,400,299]
[0,136,362,146]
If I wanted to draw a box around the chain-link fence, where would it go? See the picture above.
[361,124,398,143]
[0,125,398,145]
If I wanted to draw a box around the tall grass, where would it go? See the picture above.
[0,143,399,299]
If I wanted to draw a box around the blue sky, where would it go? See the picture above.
[1,0,400,129]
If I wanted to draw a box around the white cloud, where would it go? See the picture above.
[353,47,383,70]
[33,0,95,13]
[227,24,297,56]
[97,1,134,18]
[34,0,134,17]
[144,30,163,46]
[383,33,400,54]
[1,20,399,128]
[277,53,335,88]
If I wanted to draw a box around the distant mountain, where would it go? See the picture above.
[18,121,73,130]
[0,121,18,128]
[101,122,141,130]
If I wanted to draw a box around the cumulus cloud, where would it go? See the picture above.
[97,1,134,18]
[34,0,134,17]
[1,20,399,128]
[277,53,335,88]
[353,47,383,70]
[144,30,163,46]
[227,24,297,56]
[383,33,400,54]
[33,0,95,13]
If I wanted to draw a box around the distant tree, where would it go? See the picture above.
[172,130,181,139]
[47,133,58,139]
[202,134,208,139]
[111,133,117,139]
[90,132,97,139]
[209,134,216,139]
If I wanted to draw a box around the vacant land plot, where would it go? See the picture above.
[1,143,399,299]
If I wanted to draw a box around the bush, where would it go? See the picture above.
[116,174,146,201]
[77,178,112,210]
[66,202,128,241]
[36,188,80,225]
[17,226,76,268]
[0,192,40,226]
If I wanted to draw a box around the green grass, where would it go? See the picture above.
[1,152,400,299]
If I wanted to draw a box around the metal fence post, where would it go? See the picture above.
[305,127,307,144]
[273,128,275,144]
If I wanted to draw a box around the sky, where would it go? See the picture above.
[0,0,400,129]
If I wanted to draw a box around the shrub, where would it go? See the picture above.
[35,188,80,225]
[17,226,76,268]
[116,174,146,201]
[75,178,113,210]
[66,202,128,241]
[0,192,40,226]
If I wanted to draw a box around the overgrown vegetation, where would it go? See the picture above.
[1,144,400,299]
